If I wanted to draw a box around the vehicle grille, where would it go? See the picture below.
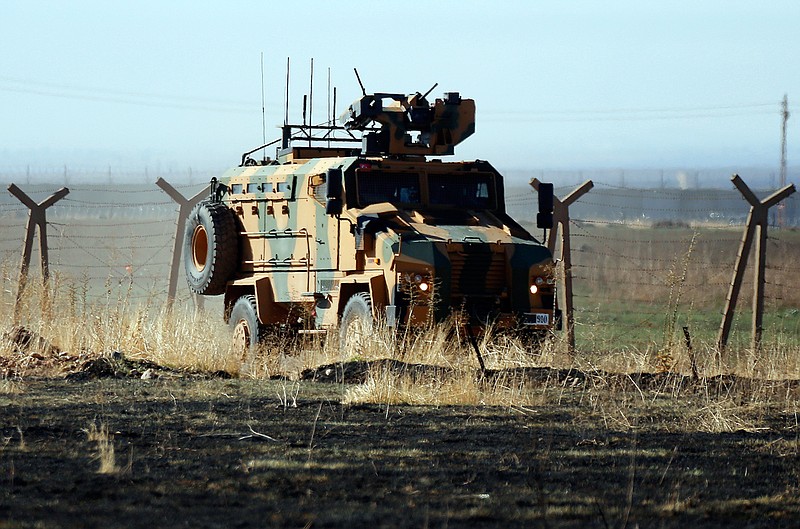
[448,249,506,297]
[540,294,555,310]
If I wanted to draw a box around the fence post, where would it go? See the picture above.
[530,178,593,355]
[7,184,70,321]
[156,178,210,309]
[717,174,795,352]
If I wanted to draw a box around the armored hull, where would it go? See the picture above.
[184,88,559,351]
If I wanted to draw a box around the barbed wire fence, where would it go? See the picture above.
[508,177,800,362]
[0,165,218,187]
[0,179,219,320]
[1,169,798,363]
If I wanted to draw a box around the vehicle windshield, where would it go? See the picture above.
[355,170,496,210]
[356,171,421,206]
[428,173,495,209]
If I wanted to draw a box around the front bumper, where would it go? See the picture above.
[521,309,562,330]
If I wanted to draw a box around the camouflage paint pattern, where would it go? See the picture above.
[214,150,557,333]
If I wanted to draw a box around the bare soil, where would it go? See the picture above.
[2,353,800,529]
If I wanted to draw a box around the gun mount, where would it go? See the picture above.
[342,91,475,156]
[241,87,476,165]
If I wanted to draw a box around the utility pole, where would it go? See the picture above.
[779,94,789,227]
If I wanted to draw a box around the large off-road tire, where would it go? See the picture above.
[230,295,263,375]
[339,292,374,355]
[183,201,238,295]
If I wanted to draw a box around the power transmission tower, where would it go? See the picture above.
[779,94,790,227]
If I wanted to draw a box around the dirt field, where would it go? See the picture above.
[2,366,799,528]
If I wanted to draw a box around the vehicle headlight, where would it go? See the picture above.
[404,272,431,293]
[530,276,546,294]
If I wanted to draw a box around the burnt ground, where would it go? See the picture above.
[1,365,800,529]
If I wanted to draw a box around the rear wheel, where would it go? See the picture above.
[230,295,262,375]
[339,292,373,355]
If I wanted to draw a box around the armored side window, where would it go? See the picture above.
[264,177,298,200]
[309,173,327,203]
[247,183,260,194]
[230,183,244,195]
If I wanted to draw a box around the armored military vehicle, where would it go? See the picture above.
[184,87,559,354]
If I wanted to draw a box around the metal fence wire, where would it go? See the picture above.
[507,180,799,352]
[0,182,210,306]
[1,175,798,352]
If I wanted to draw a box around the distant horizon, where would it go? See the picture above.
[0,162,795,191]
[1,149,796,178]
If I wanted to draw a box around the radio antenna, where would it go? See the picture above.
[260,52,267,161]
[354,68,366,96]
[284,57,290,126]
[308,58,314,146]
[327,67,332,147]
[327,67,331,125]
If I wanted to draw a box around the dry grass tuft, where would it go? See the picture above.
[83,422,119,474]
[688,399,759,433]
[336,320,562,406]
[342,364,553,407]
[0,378,23,395]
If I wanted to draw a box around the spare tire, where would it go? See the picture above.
[183,201,239,295]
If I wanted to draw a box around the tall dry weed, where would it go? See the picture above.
[2,272,233,373]
[83,422,120,474]
[3,260,800,433]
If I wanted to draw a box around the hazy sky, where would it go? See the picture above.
[1,1,799,174]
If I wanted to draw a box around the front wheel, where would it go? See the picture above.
[229,295,263,375]
[339,292,374,355]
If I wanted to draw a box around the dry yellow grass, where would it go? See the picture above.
[0,378,23,394]
[2,269,237,375]
[2,267,799,435]
[82,422,117,474]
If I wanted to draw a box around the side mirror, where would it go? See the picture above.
[325,167,343,216]
[537,182,554,229]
